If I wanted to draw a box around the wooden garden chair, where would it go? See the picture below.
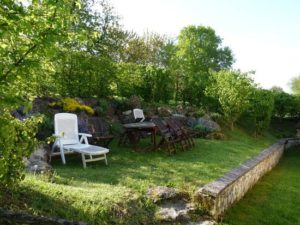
[87,117,114,147]
[165,117,191,150]
[171,117,195,147]
[151,117,177,155]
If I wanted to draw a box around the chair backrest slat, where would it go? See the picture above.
[165,118,178,130]
[151,117,169,134]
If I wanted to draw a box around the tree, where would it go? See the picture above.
[0,0,82,187]
[249,89,274,136]
[119,31,173,67]
[271,89,297,119]
[115,63,144,98]
[206,70,254,129]
[177,25,234,105]
[270,86,284,93]
[141,65,174,103]
[115,63,174,103]
[55,52,116,98]
[53,0,121,98]
[289,75,300,95]
[115,32,176,102]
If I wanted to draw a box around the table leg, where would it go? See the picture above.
[152,128,157,150]
[128,130,140,151]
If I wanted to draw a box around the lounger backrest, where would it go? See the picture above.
[54,113,79,145]
[133,108,145,122]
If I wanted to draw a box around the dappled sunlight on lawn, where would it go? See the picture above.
[15,128,276,225]
[49,129,275,192]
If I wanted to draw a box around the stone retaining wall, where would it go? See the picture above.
[194,138,300,220]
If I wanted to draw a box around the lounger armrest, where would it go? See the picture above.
[53,134,63,138]
[79,133,92,144]
[79,133,92,137]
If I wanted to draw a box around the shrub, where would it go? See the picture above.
[272,90,300,119]
[193,124,209,137]
[110,121,123,135]
[61,98,79,112]
[36,115,53,141]
[50,98,95,115]
[112,97,131,114]
[193,108,206,118]
[209,112,222,123]
[249,89,275,136]
[0,111,42,188]
[95,99,110,116]
[81,105,95,115]
[206,70,255,129]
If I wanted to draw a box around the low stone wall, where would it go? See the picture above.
[194,138,300,220]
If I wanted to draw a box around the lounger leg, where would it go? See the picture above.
[104,154,108,165]
[60,145,66,164]
[81,154,87,168]
[50,142,56,163]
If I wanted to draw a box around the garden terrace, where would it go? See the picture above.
[2,1,300,225]
[1,129,276,225]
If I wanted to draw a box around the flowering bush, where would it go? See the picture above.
[50,98,95,115]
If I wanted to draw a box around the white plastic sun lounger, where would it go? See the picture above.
[51,113,109,168]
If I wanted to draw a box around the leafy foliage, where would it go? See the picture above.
[0,0,82,187]
[272,88,300,118]
[177,25,234,105]
[51,98,95,115]
[0,112,42,187]
[55,52,116,98]
[206,70,254,129]
[289,75,300,95]
[249,89,275,136]
[115,63,174,103]
[1,0,299,191]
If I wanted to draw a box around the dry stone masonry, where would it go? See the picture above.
[194,138,300,220]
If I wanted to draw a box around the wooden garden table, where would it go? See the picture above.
[122,122,157,151]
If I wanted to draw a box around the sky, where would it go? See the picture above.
[109,0,300,92]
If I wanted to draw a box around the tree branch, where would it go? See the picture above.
[3,0,59,78]
[4,44,37,77]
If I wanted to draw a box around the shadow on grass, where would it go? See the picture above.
[1,186,85,224]
[4,182,156,225]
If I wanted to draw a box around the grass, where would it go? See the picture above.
[2,128,277,224]
[222,147,300,225]
[52,129,275,192]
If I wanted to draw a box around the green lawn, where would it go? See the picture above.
[3,129,276,224]
[222,147,300,225]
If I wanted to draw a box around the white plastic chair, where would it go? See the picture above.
[133,108,145,122]
[51,113,109,168]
